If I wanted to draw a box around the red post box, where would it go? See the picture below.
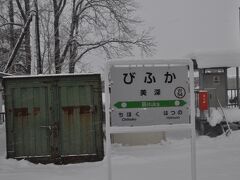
[199,90,208,111]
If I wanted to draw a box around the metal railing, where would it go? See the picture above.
[227,89,239,108]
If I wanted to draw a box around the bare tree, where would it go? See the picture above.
[53,0,155,73]
[75,0,154,73]
[0,0,24,73]
[1,0,155,74]
[1,0,43,74]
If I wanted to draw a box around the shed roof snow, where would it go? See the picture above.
[3,73,99,79]
[0,72,12,77]
[189,50,240,69]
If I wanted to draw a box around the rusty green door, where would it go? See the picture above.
[58,78,103,162]
[5,81,52,159]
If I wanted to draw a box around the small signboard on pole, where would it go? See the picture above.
[105,59,196,180]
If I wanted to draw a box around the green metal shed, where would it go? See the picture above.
[3,74,104,164]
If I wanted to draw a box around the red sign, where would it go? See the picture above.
[199,91,208,111]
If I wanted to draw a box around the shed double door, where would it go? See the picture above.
[6,78,100,163]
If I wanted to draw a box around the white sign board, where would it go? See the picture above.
[110,65,190,126]
[105,60,196,180]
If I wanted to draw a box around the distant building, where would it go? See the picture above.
[190,50,240,108]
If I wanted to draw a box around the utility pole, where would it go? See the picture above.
[237,7,240,108]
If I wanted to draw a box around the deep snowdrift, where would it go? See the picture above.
[0,124,240,180]
[207,108,240,126]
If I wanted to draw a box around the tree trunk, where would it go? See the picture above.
[8,0,15,50]
[68,60,75,73]
[53,0,61,74]
[68,54,76,73]
[24,0,31,74]
[54,17,61,73]
[69,43,77,73]
[34,0,42,74]
[68,0,77,74]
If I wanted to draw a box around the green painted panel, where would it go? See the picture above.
[4,74,104,162]
[33,87,50,155]
[5,83,51,158]
[60,84,97,156]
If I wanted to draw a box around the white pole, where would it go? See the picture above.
[189,61,197,180]
[237,7,240,108]
[105,62,112,180]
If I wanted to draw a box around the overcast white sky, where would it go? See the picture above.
[87,0,240,73]
[137,0,240,58]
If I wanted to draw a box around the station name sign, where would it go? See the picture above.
[110,64,190,126]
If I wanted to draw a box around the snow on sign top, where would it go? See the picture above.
[190,50,240,69]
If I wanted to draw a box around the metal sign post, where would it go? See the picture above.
[105,59,196,180]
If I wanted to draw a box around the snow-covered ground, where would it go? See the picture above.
[0,124,240,180]
[207,108,240,126]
